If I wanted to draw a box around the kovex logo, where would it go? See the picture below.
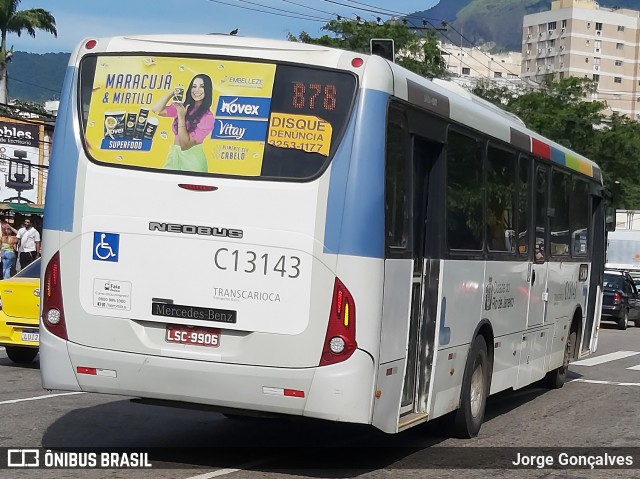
[212,119,269,142]
[216,96,271,119]
[93,232,120,262]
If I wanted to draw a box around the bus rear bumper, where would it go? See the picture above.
[42,332,375,424]
[40,326,81,391]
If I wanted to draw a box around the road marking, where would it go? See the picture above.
[571,351,640,366]
[0,392,85,405]
[184,460,269,479]
[570,379,640,387]
[626,364,640,370]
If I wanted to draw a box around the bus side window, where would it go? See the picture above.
[486,144,516,253]
[385,105,411,256]
[534,166,549,263]
[517,156,531,258]
[550,170,571,257]
[570,177,590,257]
[446,130,484,251]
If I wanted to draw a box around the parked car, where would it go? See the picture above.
[601,269,640,330]
[0,258,41,363]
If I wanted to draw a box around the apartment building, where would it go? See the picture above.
[521,0,640,119]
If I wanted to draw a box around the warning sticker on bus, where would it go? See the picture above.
[267,113,332,156]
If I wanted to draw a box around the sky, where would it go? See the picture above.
[11,0,440,54]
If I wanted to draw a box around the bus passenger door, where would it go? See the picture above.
[399,136,441,420]
[527,165,549,328]
[518,165,549,388]
[374,103,443,433]
[583,191,606,354]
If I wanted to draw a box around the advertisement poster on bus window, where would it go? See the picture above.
[84,56,277,176]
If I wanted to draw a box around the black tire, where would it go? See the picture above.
[618,310,629,330]
[5,346,38,364]
[451,336,490,439]
[635,318,640,328]
[543,330,576,389]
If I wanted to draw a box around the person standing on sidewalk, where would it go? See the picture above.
[16,218,40,269]
[0,225,18,278]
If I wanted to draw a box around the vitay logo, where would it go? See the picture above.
[216,121,246,140]
[215,96,271,119]
[212,119,269,142]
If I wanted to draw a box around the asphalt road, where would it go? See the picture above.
[2,322,640,478]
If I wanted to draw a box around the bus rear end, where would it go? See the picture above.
[40,35,378,424]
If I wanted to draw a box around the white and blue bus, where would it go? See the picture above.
[40,34,608,437]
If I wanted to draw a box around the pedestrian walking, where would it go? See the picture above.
[16,218,40,269]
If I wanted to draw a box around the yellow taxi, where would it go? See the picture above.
[0,258,41,363]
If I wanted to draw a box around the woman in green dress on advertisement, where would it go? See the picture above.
[152,74,214,172]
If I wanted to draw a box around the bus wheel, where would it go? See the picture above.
[543,330,576,389]
[451,336,489,438]
[5,346,38,364]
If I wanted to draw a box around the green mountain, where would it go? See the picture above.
[417,0,640,51]
[7,51,70,103]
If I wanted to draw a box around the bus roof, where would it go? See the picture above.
[385,61,602,183]
[76,33,602,183]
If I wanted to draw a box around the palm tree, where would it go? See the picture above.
[0,0,56,103]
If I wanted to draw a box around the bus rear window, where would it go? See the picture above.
[79,55,357,180]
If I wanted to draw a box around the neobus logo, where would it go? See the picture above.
[149,222,243,239]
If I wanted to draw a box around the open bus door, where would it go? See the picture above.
[373,103,443,432]
[585,187,611,354]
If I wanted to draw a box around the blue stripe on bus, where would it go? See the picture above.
[324,88,388,259]
[550,146,566,166]
[43,66,79,232]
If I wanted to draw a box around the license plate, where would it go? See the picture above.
[21,330,39,342]
[165,324,220,347]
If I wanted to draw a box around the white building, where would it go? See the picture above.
[439,42,529,91]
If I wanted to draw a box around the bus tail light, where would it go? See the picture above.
[42,252,68,340]
[613,292,622,305]
[320,278,356,366]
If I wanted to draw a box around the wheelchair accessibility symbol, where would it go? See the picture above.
[93,232,119,262]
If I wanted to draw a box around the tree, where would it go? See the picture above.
[289,19,448,79]
[591,114,640,209]
[0,0,56,103]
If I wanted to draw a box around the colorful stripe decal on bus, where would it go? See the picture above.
[550,146,565,166]
[510,128,600,180]
[567,154,592,177]
[43,66,80,232]
[324,89,387,259]
[510,128,530,152]
[531,138,551,160]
